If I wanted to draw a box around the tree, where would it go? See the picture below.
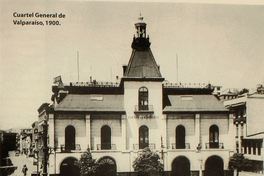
[133,147,164,176]
[228,153,253,176]
[78,149,98,176]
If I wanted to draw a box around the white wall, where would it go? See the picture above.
[166,114,195,149]
[90,115,122,150]
[54,114,86,150]
[124,81,164,150]
[200,114,231,149]
[247,96,264,136]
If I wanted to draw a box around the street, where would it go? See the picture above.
[9,151,36,176]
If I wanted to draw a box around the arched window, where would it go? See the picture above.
[176,125,185,149]
[65,125,76,150]
[101,125,111,150]
[209,125,219,148]
[138,87,148,110]
[139,125,149,149]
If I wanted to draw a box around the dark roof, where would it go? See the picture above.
[163,95,228,113]
[124,49,162,78]
[55,94,124,112]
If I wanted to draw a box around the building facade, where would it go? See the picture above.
[225,86,264,173]
[39,16,234,176]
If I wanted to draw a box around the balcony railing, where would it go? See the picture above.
[96,143,116,150]
[134,105,154,112]
[60,144,81,152]
[133,143,156,150]
[205,142,224,149]
[171,143,190,149]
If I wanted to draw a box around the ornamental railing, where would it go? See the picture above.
[171,143,190,149]
[134,105,154,112]
[96,143,116,150]
[205,142,224,149]
[133,143,155,150]
[60,144,81,152]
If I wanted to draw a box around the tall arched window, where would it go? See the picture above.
[138,87,148,110]
[139,125,149,149]
[176,125,185,149]
[101,125,111,150]
[209,125,219,148]
[65,125,76,150]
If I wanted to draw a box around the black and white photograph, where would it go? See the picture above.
[0,0,264,176]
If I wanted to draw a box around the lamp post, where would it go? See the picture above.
[34,149,39,175]
[196,143,202,176]
[160,136,165,175]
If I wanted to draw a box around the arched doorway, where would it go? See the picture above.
[209,125,219,148]
[139,125,149,149]
[65,125,76,150]
[60,157,80,176]
[176,125,185,149]
[138,87,148,110]
[204,155,224,176]
[171,156,190,176]
[96,157,117,176]
[101,125,111,150]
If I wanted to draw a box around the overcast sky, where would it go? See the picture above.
[1,0,264,130]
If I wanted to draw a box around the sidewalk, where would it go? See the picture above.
[9,151,36,176]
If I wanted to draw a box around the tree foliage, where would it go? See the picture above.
[133,147,164,176]
[78,149,98,176]
[228,153,253,176]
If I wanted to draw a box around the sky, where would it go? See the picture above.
[0,0,264,130]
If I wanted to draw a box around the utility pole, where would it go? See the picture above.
[42,120,48,176]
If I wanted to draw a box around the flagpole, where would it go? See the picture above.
[77,51,80,82]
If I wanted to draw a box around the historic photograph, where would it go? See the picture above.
[0,1,264,176]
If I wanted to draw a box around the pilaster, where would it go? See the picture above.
[121,115,127,150]
[48,114,55,148]
[85,114,91,149]
[195,113,201,148]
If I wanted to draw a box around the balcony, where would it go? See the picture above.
[133,143,156,150]
[96,143,116,150]
[134,105,154,112]
[60,144,81,152]
[171,143,190,149]
[134,105,154,118]
[205,142,224,149]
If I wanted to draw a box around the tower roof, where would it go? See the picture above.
[123,16,162,79]
[124,49,162,78]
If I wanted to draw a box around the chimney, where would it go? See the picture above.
[123,65,127,75]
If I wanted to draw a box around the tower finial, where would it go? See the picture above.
[138,12,143,21]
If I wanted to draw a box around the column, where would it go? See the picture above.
[195,114,201,148]
[48,114,55,147]
[121,115,127,150]
[228,114,235,151]
[85,114,91,149]
[48,114,55,174]
[195,114,202,176]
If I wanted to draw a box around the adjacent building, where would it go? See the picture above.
[20,128,33,156]
[39,16,234,176]
[225,85,264,173]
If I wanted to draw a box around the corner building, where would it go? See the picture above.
[41,16,234,176]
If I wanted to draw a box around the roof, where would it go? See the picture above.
[244,133,264,140]
[124,49,162,78]
[163,95,228,113]
[55,94,124,112]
